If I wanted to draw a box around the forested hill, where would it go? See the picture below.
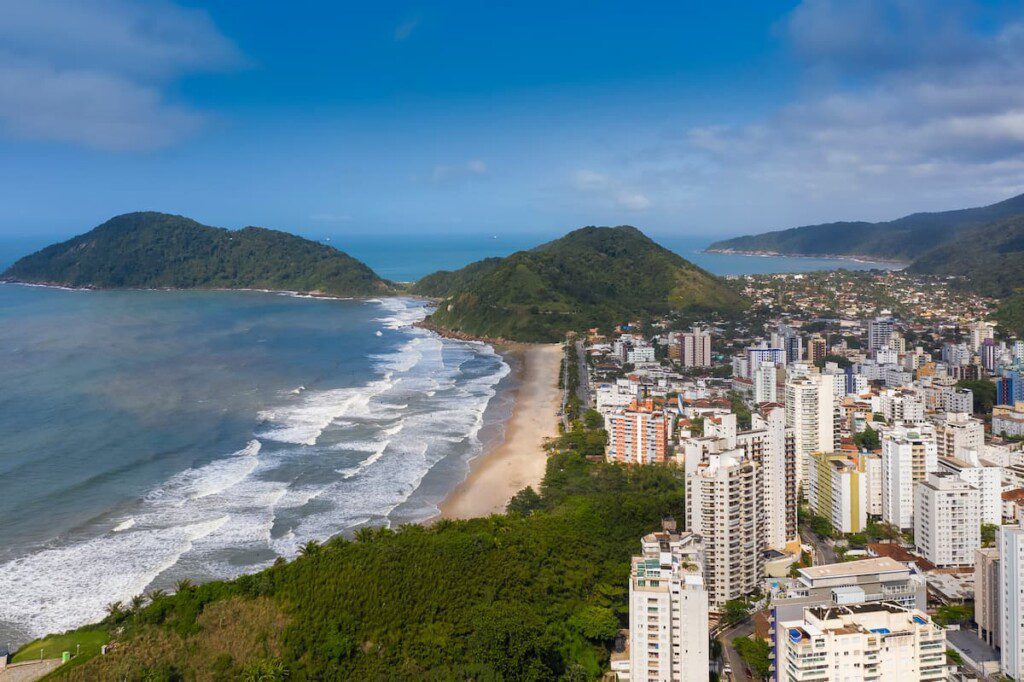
[2,212,394,297]
[706,191,1024,262]
[906,213,1024,336]
[412,225,746,342]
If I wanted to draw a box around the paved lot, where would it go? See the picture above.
[0,660,63,682]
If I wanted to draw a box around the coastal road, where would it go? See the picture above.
[574,339,590,406]
[720,618,755,682]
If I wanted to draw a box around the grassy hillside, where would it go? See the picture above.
[40,418,684,681]
[413,225,746,342]
[2,212,393,297]
[707,191,1024,262]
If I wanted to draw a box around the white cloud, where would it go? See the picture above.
[584,0,1024,230]
[571,168,651,212]
[431,159,489,185]
[0,0,240,151]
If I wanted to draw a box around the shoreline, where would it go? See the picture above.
[701,248,909,267]
[437,342,562,519]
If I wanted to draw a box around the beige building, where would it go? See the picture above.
[934,412,985,459]
[628,529,708,682]
[975,547,1000,648]
[686,448,763,606]
[775,603,947,682]
[807,452,867,533]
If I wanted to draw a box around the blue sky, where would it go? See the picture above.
[3,1,1024,243]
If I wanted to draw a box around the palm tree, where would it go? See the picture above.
[147,588,166,601]
[105,601,124,620]
[298,540,321,556]
[129,594,146,612]
[174,578,194,593]
[354,527,376,543]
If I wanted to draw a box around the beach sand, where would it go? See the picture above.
[438,343,562,519]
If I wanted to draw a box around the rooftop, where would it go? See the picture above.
[799,556,907,581]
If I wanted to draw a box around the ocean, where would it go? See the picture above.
[0,232,897,644]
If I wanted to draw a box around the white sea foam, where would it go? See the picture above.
[112,518,136,532]
[1,296,512,640]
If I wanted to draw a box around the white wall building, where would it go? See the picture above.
[934,412,985,459]
[786,373,837,488]
[938,451,1003,526]
[881,424,938,529]
[914,472,981,568]
[1001,525,1024,682]
[737,405,797,551]
[752,361,777,404]
[775,603,947,682]
[628,530,709,682]
[680,327,712,368]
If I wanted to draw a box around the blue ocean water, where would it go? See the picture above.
[0,287,511,641]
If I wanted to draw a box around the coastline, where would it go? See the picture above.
[437,342,562,519]
[702,247,909,267]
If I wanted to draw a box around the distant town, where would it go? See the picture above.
[582,269,1024,681]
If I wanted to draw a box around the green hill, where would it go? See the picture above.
[906,213,1024,336]
[2,212,393,297]
[413,225,746,342]
[707,191,1024,262]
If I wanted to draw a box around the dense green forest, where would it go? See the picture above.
[707,191,1024,262]
[413,225,746,342]
[43,414,684,681]
[2,212,393,297]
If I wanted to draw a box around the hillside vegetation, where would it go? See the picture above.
[41,415,684,681]
[2,212,393,297]
[707,191,1024,262]
[413,225,746,342]
[906,213,1024,335]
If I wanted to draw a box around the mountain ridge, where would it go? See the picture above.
[706,191,1024,262]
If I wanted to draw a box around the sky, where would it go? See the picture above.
[2,0,1024,243]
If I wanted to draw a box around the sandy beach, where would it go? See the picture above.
[439,343,562,519]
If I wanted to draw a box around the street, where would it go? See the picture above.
[719,618,755,682]
[575,339,589,404]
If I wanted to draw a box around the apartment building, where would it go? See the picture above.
[914,472,981,568]
[774,603,947,682]
[606,399,672,465]
[975,547,1000,648]
[686,448,763,606]
[934,412,985,459]
[736,405,797,551]
[937,452,1002,526]
[786,373,837,487]
[628,529,709,682]
[1001,525,1024,682]
[807,452,867,534]
[680,327,712,368]
[881,424,938,529]
[994,402,1024,438]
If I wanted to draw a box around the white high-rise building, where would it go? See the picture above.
[860,452,883,517]
[752,361,777,404]
[680,327,712,368]
[628,529,709,682]
[785,373,837,487]
[879,388,925,424]
[914,472,981,568]
[881,424,937,529]
[868,317,895,354]
[775,603,947,682]
[736,405,797,551]
[938,451,1003,526]
[971,320,995,352]
[1000,525,1024,681]
[686,448,763,606]
[935,412,985,459]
